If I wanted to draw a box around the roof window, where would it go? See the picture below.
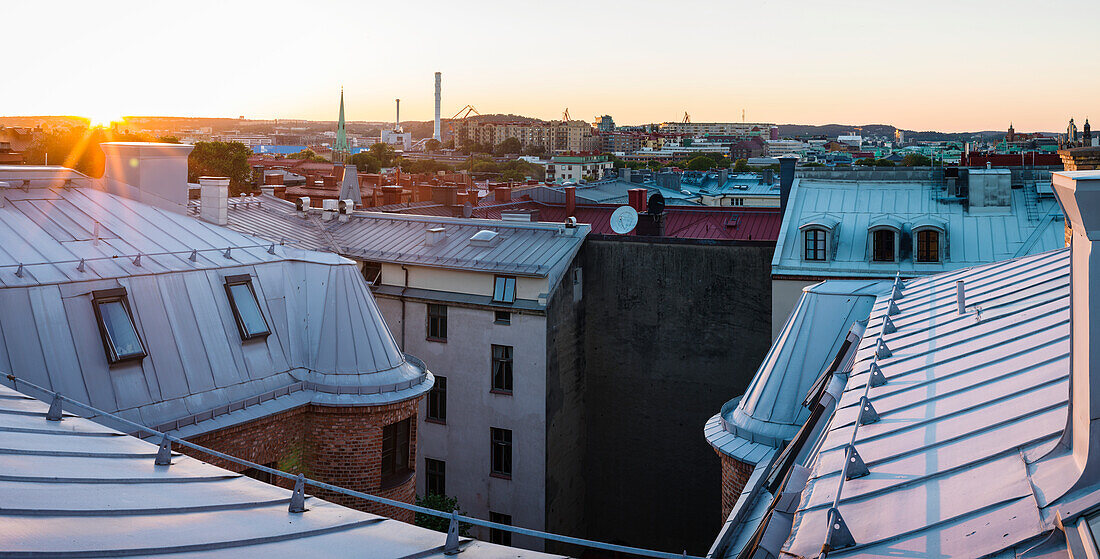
[92,288,146,364]
[493,275,517,304]
[470,229,499,246]
[224,274,271,340]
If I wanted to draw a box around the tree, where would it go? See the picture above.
[522,143,547,157]
[188,141,254,195]
[686,156,716,171]
[732,158,750,172]
[902,153,931,166]
[22,126,151,177]
[424,138,442,153]
[287,148,327,162]
[495,137,523,155]
[646,160,662,170]
[368,143,397,168]
[414,494,471,536]
[855,158,877,166]
[156,136,181,144]
[349,151,381,173]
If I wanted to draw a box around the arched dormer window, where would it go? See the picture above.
[798,216,839,262]
[868,216,903,263]
[912,217,948,263]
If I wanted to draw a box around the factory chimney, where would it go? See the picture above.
[433,72,442,142]
[395,98,401,132]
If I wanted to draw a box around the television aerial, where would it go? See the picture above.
[610,205,639,235]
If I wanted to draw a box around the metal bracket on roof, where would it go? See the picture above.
[843,445,869,480]
[76,259,86,273]
[15,263,23,278]
[21,179,30,192]
[875,339,892,359]
[887,299,900,316]
[869,362,887,387]
[155,435,172,466]
[46,393,63,421]
[444,510,461,555]
[891,284,903,301]
[267,243,276,255]
[824,507,856,551]
[882,315,896,334]
[289,474,307,513]
[223,247,233,260]
[132,254,142,267]
[188,250,198,262]
[857,396,880,425]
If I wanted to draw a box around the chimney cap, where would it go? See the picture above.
[1053,171,1100,239]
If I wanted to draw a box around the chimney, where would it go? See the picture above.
[469,189,479,207]
[433,72,442,142]
[198,176,229,226]
[1060,147,1100,246]
[565,185,576,217]
[628,188,648,213]
[763,168,774,185]
[264,173,284,185]
[495,186,512,202]
[1045,167,1100,499]
[100,142,195,214]
[425,226,446,246]
[431,184,457,205]
[778,156,796,213]
[717,169,728,186]
[395,98,401,131]
[382,186,402,206]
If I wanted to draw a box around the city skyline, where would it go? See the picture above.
[5,0,1099,132]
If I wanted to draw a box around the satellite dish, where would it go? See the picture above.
[648,192,666,215]
[610,205,639,234]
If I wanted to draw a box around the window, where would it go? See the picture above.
[224,275,271,340]
[490,427,512,477]
[492,276,517,303]
[427,376,447,423]
[381,418,412,487]
[492,345,513,394]
[489,512,513,545]
[872,229,896,262]
[361,261,382,285]
[92,288,146,364]
[916,230,940,263]
[426,458,446,496]
[804,229,827,261]
[494,310,511,325]
[427,304,447,341]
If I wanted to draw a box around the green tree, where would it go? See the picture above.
[855,158,877,166]
[287,148,327,162]
[874,159,896,167]
[22,126,151,177]
[902,153,931,166]
[522,143,547,157]
[732,158,750,172]
[424,138,442,153]
[156,135,181,144]
[646,160,662,170]
[349,151,381,173]
[188,141,254,195]
[368,143,397,168]
[686,156,716,171]
[414,494,471,536]
[495,137,523,155]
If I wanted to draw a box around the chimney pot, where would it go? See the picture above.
[198,176,230,226]
[565,186,576,217]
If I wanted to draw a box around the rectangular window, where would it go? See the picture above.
[427,376,447,423]
[224,274,271,340]
[381,418,412,487]
[492,345,513,393]
[492,276,517,303]
[873,229,896,262]
[361,261,383,285]
[490,427,512,477]
[916,230,940,263]
[426,458,446,496]
[92,288,146,364]
[427,304,447,341]
[804,229,827,261]
[489,512,512,546]
[494,310,511,325]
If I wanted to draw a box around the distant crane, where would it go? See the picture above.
[562,108,571,121]
[447,105,481,148]
[682,112,691,124]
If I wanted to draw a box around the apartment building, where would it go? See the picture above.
[545,154,614,183]
[452,119,598,153]
[658,122,776,140]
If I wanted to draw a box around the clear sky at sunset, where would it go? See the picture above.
[5,0,1099,132]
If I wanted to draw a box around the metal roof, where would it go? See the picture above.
[207,195,589,279]
[772,179,1066,279]
[0,170,429,437]
[779,248,1077,557]
[0,382,560,558]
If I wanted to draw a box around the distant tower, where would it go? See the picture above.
[433,72,442,142]
[333,88,350,164]
[1068,118,1079,147]
[395,99,401,133]
[1007,122,1015,143]
[1085,118,1093,146]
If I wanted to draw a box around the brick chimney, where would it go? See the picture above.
[628,188,648,213]
[100,142,194,214]
[199,176,229,226]
[495,186,512,202]
[264,173,284,185]
[565,185,576,217]
[1059,148,1100,246]
[1043,169,1100,501]
[382,186,402,206]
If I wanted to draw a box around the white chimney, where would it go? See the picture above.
[395,98,401,132]
[199,176,229,226]
[1039,170,1100,501]
[100,142,194,214]
[434,72,442,142]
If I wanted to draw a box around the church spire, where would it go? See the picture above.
[334,88,350,164]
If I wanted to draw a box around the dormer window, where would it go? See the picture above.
[872,229,896,262]
[804,228,827,261]
[493,276,517,303]
[224,274,271,340]
[92,288,146,364]
[916,229,940,262]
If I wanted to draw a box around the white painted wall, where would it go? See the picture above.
[772,278,818,340]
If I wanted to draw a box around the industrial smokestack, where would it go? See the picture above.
[395,98,401,132]
[433,72,442,142]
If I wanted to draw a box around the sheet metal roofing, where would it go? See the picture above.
[705,280,884,463]
[772,179,1065,279]
[0,168,430,436]
[0,382,559,558]
[200,195,589,279]
[780,248,1075,557]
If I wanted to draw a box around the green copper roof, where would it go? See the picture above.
[334,89,349,159]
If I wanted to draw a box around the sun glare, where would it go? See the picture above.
[87,113,122,128]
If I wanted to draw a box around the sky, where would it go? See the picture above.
[4,0,1099,132]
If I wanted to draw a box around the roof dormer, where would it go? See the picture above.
[799,215,839,262]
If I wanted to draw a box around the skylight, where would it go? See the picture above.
[470,230,499,246]
[224,274,271,340]
[92,288,146,364]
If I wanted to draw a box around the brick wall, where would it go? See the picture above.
[718,452,755,522]
[1059,147,1100,246]
[184,396,422,522]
